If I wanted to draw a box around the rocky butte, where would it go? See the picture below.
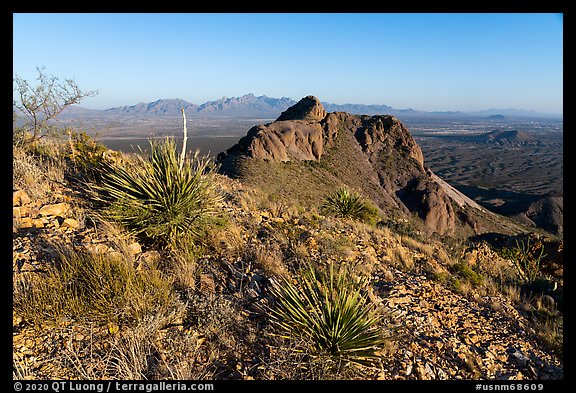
[218,95,516,237]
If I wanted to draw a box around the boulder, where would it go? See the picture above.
[39,203,70,217]
[276,95,326,122]
[13,190,31,206]
[61,218,80,229]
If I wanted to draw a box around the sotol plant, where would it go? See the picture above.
[322,188,379,225]
[95,137,221,245]
[268,263,388,365]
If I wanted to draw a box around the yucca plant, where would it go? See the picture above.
[94,137,221,245]
[268,263,387,366]
[322,188,379,224]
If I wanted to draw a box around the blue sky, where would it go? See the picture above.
[13,13,563,114]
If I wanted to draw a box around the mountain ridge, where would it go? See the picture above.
[55,94,562,120]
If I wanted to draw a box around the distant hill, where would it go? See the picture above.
[476,129,540,146]
[496,194,563,237]
[104,99,198,116]
[196,94,296,117]
[54,94,562,121]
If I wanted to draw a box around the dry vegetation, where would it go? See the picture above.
[12,132,563,380]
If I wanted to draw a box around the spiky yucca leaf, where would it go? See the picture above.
[94,138,221,244]
[322,188,379,224]
[269,263,387,365]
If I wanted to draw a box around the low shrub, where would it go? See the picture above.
[450,261,484,287]
[65,130,108,178]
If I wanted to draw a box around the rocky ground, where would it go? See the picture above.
[12,169,563,380]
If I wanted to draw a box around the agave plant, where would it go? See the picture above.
[94,137,221,245]
[268,263,387,365]
[322,188,379,224]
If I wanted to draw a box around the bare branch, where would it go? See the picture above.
[13,68,98,144]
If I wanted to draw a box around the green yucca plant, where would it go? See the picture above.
[268,263,387,365]
[322,188,379,224]
[94,137,221,245]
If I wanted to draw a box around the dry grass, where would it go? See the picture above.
[249,243,289,278]
[390,245,415,271]
[167,233,204,292]
[266,337,368,380]
[13,145,65,201]
[532,316,563,356]
[13,242,178,326]
[207,222,246,259]
[107,315,166,379]
[13,351,34,380]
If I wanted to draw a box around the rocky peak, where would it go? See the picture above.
[276,95,327,122]
[218,96,460,234]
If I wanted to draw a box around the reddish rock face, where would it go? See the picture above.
[219,95,456,235]
[244,121,325,161]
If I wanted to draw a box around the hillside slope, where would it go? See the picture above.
[13,132,563,380]
[218,96,532,238]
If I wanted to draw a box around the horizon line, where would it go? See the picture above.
[74,94,564,117]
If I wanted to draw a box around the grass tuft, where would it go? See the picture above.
[13,244,176,326]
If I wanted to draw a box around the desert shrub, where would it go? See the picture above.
[65,130,108,178]
[322,188,379,225]
[13,245,176,326]
[450,261,484,287]
[268,263,388,366]
[498,238,546,284]
[94,137,222,246]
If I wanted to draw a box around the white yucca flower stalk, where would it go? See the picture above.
[179,104,188,171]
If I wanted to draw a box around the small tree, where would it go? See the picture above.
[13,67,97,144]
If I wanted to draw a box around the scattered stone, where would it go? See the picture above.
[509,348,530,367]
[86,243,110,254]
[140,251,161,265]
[13,190,31,206]
[199,273,216,294]
[13,206,31,218]
[61,218,80,229]
[19,217,33,229]
[33,218,47,228]
[39,203,70,217]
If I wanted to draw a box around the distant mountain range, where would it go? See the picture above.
[55,93,562,121]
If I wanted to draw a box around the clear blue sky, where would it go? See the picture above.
[13,13,563,114]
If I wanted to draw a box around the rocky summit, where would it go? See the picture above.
[218,96,527,236]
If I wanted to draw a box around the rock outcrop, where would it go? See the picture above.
[218,96,458,235]
[276,95,327,122]
[498,195,563,237]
